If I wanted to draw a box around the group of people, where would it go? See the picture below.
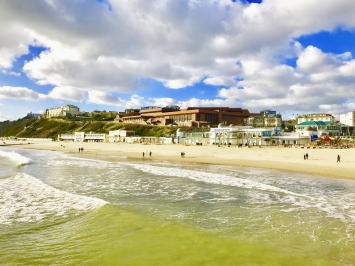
[142,151,152,159]
[78,147,84,152]
[304,153,341,163]
[142,151,186,159]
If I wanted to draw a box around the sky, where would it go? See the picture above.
[1,0,355,121]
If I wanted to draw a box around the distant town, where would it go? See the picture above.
[3,104,355,147]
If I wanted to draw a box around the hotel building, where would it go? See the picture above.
[244,110,282,128]
[115,106,251,127]
[296,113,335,124]
[43,105,80,118]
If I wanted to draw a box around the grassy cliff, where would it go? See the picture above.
[0,118,178,139]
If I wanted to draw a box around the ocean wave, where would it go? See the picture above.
[125,163,355,223]
[0,173,107,225]
[125,163,303,196]
[0,150,32,166]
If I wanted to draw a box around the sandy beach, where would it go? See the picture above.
[11,141,355,180]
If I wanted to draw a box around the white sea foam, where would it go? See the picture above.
[125,163,303,196]
[0,150,31,166]
[125,163,355,222]
[0,173,107,225]
[45,154,123,169]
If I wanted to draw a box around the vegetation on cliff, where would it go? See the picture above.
[0,117,178,139]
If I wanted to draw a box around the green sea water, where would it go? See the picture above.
[0,148,354,265]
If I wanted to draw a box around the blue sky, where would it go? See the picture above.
[1,0,355,120]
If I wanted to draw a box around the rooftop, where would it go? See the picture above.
[298,121,332,126]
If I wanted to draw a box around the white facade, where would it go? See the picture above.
[177,126,283,146]
[108,130,135,142]
[43,105,80,118]
[123,136,173,144]
[295,122,340,137]
[210,126,279,146]
[58,132,106,142]
[188,126,311,146]
[340,111,355,126]
[297,113,335,124]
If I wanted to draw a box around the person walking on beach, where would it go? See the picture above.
[149,151,152,157]
[304,154,306,160]
[181,152,185,158]
[142,152,145,159]
[78,148,81,153]
[337,154,341,163]
[306,153,309,160]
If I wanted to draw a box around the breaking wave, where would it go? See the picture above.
[0,173,107,225]
[0,150,31,167]
[125,163,355,223]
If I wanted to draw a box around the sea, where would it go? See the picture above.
[0,147,354,265]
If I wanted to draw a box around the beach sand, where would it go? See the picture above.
[15,141,355,180]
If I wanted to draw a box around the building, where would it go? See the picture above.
[115,106,251,127]
[295,121,340,138]
[245,110,282,128]
[340,111,355,127]
[43,105,80,118]
[176,124,310,146]
[209,126,279,146]
[296,113,335,124]
[108,129,135,142]
[58,132,106,142]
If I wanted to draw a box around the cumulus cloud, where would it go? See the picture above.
[0,0,355,113]
[48,86,87,102]
[217,45,355,114]
[0,86,45,101]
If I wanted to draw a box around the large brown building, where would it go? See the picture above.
[115,106,251,127]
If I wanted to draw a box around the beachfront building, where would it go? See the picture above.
[210,126,279,146]
[123,136,173,144]
[244,110,282,128]
[43,105,80,118]
[108,130,135,142]
[58,132,106,142]
[340,111,355,127]
[115,106,251,127]
[295,121,340,138]
[176,124,310,146]
[175,129,210,145]
[296,113,335,124]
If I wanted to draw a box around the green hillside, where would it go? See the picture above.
[0,118,178,139]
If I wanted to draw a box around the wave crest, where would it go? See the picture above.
[0,173,107,225]
[0,150,32,166]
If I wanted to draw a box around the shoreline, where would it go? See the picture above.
[9,141,355,181]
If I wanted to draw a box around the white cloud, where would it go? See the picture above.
[48,86,86,102]
[0,86,44,101]
[0,0,355,113]
[217,46,355,114]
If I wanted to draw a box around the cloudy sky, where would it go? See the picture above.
[1,0,355,121]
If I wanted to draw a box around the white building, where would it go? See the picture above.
[208,126,310,146]
[296,113,335,124]
[175,125,309,146]
[108,130,135,142]
[209,126,281,146]
[295,121,340,137]
[43,105,80,118]
[340,111,355,127]
[58,132,106,142]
